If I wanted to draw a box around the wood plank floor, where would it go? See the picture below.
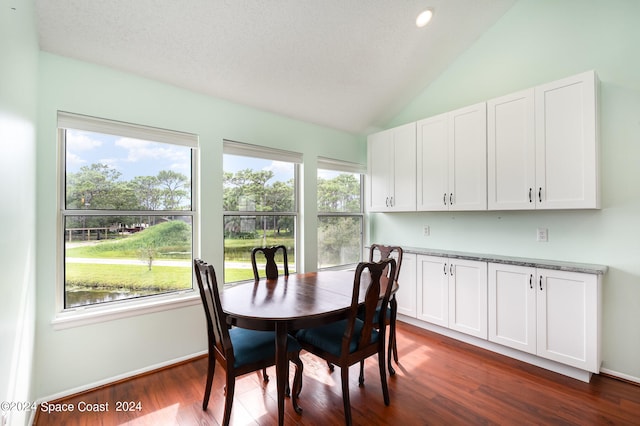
[34,322,640,425]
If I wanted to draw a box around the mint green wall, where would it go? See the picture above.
[0,0,38,423]
[376,0,640,380]
[35,53,364,398]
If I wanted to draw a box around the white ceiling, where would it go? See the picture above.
[35,0,516,134]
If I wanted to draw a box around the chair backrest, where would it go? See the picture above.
[369,244,403,282]
[251,245,289,280]
[194,259,232,361]
[345,258,397,354]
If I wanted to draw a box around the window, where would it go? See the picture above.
[317,157,365,269]
[223,141,301,285]
[58,112,198,310]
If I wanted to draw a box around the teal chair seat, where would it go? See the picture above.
[296,319,379,358]
[231,328,301,368]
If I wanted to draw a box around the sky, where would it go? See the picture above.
[66,129,343,184]
[66,129,191,181]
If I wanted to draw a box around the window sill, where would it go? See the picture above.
[51,291,201,330]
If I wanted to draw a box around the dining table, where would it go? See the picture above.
[220,268,397,426]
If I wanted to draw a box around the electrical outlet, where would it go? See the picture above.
[423,225,430,237]
[537,228,548,242]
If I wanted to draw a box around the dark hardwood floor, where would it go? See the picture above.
[34,321,640,425]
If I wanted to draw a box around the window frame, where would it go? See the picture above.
[222,140,302,286]
[55,112,200,328]
[317,157,366,271]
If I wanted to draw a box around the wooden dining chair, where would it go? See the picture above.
[368,244,403,375]
[295,258,397,426]
[194,259,303,425]
[251,245,289,280]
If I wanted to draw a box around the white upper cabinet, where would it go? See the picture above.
[487,89,536,209]
[488,71,599,210]
[367,122,416,212]
[417,102,487,211]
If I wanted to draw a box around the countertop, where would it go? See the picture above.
[400,247,608,275]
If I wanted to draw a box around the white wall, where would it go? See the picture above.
[375,0,640,381]
[0,0,39,424]
[34,52,365,399]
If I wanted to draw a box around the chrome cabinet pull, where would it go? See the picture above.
[539,275,543,291]
[529,188,533,203]
[529,274,533,289]
[450,263,454,276]
[443,263,447,275]
[390,196,394,207]
[443,193,447,205]
[538,187,542,203]
[450,193,453,205]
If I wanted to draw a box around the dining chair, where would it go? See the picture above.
[193,259,303,425]
[295,258,397,426]
[251,245,289,280]
[368,244,403,376]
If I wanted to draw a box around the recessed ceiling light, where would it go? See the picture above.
[416,9,433,28]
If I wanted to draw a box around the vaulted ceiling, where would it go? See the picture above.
[35,0,516,134]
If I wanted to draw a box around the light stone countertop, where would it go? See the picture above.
[399,246,608,275]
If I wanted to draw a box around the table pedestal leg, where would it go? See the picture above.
[275,322,287,426]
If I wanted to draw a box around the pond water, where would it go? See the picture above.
[65,289,157,308]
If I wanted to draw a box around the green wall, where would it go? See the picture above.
[375,0,640,380]
[0,0,38,424]
[34,53,364,398]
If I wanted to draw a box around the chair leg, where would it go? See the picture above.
[358,360,365,386]
[222,375,236,426]
[340,366,353,426]
[202,354,216,410]
[388,299,398,375]
[291,353,304,414]
[378,348,390,406]
[262,367,269,382]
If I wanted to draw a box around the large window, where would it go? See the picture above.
[59,112,197,310]
[317,157,365,269]
[223,141,301,284]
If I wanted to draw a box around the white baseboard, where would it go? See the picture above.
[599,367,640,385]
[33,350,207,412]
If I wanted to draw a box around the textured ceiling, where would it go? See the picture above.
[35,0,515,134]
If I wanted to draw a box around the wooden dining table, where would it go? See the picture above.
[220,268,396,426]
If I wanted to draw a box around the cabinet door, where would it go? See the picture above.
[488,263,536,354]
[536,268,600,372]
[416,113,449,211]
[487,89,536,210]
[367,129,393,212]
[395,253,416,318]
[449,102,487,211]
[416,255,448,327]
[535,70,599,209]
[390,122,417,211]
[448,259,488,338]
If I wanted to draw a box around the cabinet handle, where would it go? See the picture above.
[529,188,533,203]
[450,263,454,276]
[539,275,543,291]
[385,197,389,207]
[538,187,542,203]
[443,193,447,205]
[390,196,394,207]
[443,263,447,275]
[450,193,453,205]
[529,274,533,289]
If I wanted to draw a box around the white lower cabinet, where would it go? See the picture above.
[395,253,417,318]
[417,255,487,339]
[488,263,601,373]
